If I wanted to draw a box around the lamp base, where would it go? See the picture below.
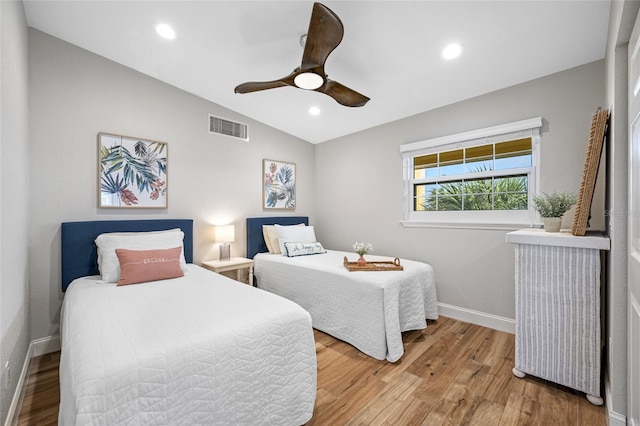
[219,243,231,261]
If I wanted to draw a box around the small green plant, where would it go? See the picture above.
[532,192,577,218]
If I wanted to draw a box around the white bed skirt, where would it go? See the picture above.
[254,250,438,362]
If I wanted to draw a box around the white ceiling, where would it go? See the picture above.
[23,1,611,144]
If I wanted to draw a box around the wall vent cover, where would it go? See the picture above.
[209,115,249,141]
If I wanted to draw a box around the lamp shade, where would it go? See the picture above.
[214,225,235,243]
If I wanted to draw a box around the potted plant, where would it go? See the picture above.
[353,242,374,266]
[532,192,577,232]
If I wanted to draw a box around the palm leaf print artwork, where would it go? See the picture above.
[98,133,168,208]
[263,160,296,210]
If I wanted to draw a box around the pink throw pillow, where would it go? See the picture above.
[116,246,184,286]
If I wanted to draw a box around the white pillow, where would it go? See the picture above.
[95,228,187,283]
[275,224,317,255]
[263,223,305,254]
[262,225,275,253]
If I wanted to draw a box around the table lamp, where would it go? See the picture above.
[214,224,235,261]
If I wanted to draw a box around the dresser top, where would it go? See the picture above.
[506,228,610,250]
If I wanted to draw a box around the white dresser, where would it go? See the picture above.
[506,229,610,405]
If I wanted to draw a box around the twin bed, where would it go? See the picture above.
[59,217,438,424]
[246,216,439,362]
[59,219,316,425]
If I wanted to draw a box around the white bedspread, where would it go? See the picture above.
[59,264,317,425]
[254,250,438,362]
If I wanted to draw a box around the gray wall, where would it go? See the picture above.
[28,29,315,341]
[0,1,31,423]
[314,60,605,324]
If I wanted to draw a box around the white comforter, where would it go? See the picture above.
[59,264,317,425]
[254,250,438,362]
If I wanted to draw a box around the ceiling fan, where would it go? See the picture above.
[234,2,370,107]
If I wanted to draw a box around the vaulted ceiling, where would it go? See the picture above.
[24,1,611,144]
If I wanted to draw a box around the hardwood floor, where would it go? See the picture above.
[17,317,606,425]
[17,350,60,426]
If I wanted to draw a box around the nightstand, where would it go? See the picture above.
[202,257,254,285]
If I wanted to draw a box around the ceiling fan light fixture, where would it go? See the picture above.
[234,3,369,107]
[294,72,324,90]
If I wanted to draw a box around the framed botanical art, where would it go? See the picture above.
[263,159,296,210]
[98,132,168,208]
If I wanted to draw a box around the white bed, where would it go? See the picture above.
[253,250,438,362]
[60,265,317,425]
[59,220,317,425]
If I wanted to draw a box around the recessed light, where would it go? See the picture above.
[442,43,462,60]
[156,23,176,40]
[308,106,321,116]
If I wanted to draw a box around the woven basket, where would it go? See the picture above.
[343,256,403,271]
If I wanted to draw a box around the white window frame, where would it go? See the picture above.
[400,117,542,230]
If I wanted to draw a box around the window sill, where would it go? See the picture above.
[400,220,541,231]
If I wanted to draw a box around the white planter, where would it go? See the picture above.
[543,217,562,232]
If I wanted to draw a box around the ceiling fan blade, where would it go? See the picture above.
[301,3,344,70]
[235,3,371,107]
[234,71,297,94]
[318,79,370,107]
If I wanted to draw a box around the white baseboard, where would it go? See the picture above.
[437,302,516,334]
[32,335,60,357]
[3,335,60,426]
[605,371,627,426]
[4,343,33,426]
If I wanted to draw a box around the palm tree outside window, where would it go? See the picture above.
[413,138,531,212]
[400,117,542,228]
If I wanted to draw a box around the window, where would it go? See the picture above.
[401,118,542,229]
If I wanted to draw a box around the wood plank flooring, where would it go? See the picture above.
[17,350,60,426]
[17,316,607,425]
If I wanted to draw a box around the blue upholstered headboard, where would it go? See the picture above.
[61,219,194,291]
[246,216,309,259]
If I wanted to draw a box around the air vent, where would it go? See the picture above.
[209,115,249,141]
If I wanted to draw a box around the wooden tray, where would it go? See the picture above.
[343,256,403,271]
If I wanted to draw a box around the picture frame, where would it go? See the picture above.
[263,159,296,210]
[98,132,168,209]
[571,108,609,235]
